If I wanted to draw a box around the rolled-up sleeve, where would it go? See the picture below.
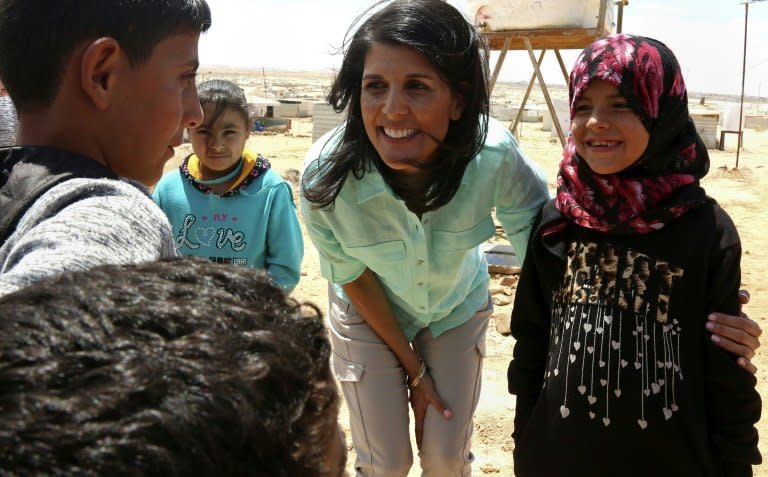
[299,128,365,284]
[301,199,366,285]
[494,135,550,262]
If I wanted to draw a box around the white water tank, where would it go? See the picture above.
[465,0,615,32]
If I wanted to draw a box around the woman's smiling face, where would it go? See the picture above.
[360,42,463,176]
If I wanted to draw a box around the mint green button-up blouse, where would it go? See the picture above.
[301,118,549,341]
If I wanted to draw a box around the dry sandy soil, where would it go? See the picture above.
[166,99,768,476]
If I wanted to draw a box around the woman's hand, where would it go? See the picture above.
[342,270,454,447]
[409,372,452,450]
[707,290,762,374]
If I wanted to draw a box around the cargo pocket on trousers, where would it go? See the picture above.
[332,352,365,382]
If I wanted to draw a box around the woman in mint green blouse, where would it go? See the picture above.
[301,2,547,475]
[300,2,761,476]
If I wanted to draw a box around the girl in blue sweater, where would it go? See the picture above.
[153,80,303,292]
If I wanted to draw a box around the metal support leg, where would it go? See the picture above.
[489,37,511,95]
[555,49,570,85]
[511,49,546,135]
[524,38,566,146]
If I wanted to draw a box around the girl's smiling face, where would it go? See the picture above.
[571,79,650,175]
[360,42,464,176]
[190,104,250,179]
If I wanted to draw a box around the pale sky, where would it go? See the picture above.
[199,0,768,97]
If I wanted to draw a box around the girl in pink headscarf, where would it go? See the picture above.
[507,34,761,476]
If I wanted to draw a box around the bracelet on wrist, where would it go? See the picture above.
[407,358,427,390]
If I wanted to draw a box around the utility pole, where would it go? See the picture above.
[737,0,767,168]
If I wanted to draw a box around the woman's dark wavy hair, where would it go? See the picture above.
[302,0,490,212]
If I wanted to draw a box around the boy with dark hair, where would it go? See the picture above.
[0,0,212,296]
[0,256,347,477]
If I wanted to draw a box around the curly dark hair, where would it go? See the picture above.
[301,0,490,213]
[0,257,341,477]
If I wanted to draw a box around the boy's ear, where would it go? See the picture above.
[80,37,124,111]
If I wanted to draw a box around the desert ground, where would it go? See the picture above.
[166,70,768,476]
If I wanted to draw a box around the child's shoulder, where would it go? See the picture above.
[263,170,295,196]
[153,168,184,192]
[677,197,737,237]
[528,199,563,245]
[707,199,736,226]
[260,167,282,180]
[241,153,284,185]
[238,167,290,194]
[26,177,162,229]
[701,198,740,249]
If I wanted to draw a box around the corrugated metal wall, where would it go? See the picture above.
[312,102,345,142]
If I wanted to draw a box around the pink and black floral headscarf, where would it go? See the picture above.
[549,34,710,236]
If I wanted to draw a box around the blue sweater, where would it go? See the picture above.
[153,158,303,292]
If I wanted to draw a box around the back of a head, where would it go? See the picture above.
[0,0,212,113]
[0,257,340,477]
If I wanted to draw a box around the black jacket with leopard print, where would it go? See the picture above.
[508,199,760,477]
